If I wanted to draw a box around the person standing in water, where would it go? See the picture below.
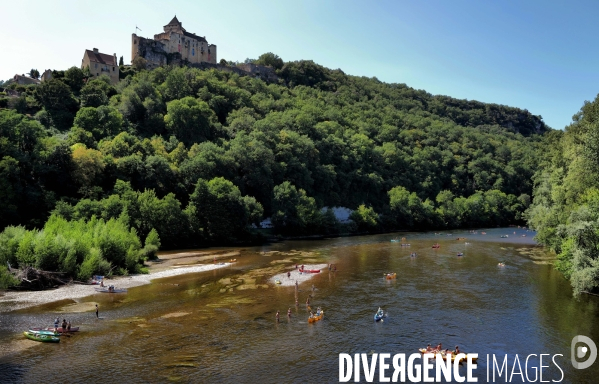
[287,307,292,318]
[95,304,99,318]
[276,311,280,323]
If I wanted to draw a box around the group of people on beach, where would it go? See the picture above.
[53,317,72,332]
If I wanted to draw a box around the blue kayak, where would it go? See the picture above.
[374,311,385,321]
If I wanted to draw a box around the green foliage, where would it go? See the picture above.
[34,79,77,130]
[254,53,284,70]
[0,265,18,289]
[187,177,263,242]
[0,225,27,267]
[80,77,116,108]
[29,69,40,79]
[164,97,216,145]
[271,181,321,234]
[63,67,86,94]
[0,213,148,281]
[349,205,379,232]
[142,228,161,260]
[74,106,123,140]
[526,94,599,295]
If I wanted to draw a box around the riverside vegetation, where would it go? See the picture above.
[1,53,592,294]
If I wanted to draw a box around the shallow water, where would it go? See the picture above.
[1,228,598,383]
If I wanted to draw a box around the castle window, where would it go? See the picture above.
[95,63,97,68]
[113,67,115,71]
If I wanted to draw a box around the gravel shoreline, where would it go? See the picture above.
[0,263,232,313]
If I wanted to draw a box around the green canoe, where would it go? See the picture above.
[24,330,60,343]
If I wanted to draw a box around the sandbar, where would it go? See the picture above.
[269,264,329,287]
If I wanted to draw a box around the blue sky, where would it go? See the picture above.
[1,0,598,129]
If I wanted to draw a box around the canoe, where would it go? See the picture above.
[400,244,411,246]
[29,327,79,333]
[457,253,464,256]
[299,269,320,273]
[374,311,385,321]
[418,349,478,363]
[432,245,440,249]
[29,329,59,336]
[24,331,60,343]
[385,273,397,280]
[229,259,237,262]
[275,279,282,284]
[35,326,80,333]
[94,287,127,293]
[390,239,400,242]
[308,311,324,323]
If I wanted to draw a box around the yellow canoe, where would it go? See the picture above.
[418,349,478,363]
[308,311,324,323]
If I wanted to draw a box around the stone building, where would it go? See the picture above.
[81,48,119,84]
[132,16,217,68]
[12,74,40,85]
[40,69,52,82]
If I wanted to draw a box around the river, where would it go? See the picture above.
[1,228,598,383]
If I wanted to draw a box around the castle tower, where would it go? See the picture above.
[163,15,184,34]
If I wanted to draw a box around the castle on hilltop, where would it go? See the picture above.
[132,16,217,69]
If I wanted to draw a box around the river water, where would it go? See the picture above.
[1,228,598,383]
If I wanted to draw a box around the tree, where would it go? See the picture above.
[119,56,124,66]
[29,69,40,79]
[80,77,116,108]
[63,66,86,93]
[34,79,78,130]
[186,177,263,241]
[74,106,123,140]
[271,181,321,234]
[255,53,284,70]
[164,97,216,146]
[349,205,379,232]
[71,144,105,191]
[132,56,147,71]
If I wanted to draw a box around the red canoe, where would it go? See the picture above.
[299,269,321,273]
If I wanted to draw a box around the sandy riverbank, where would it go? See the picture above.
[269,264,329,287]
[0,250,240,313]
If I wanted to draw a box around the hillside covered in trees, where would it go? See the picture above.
[526,94,599,296]
[0,55,549,286]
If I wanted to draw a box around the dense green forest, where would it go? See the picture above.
[0,55,549,287]
[526,94,599,295]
